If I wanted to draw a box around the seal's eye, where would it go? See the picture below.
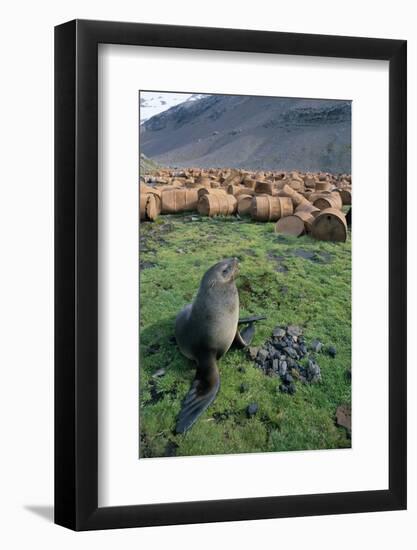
[222,266,230,275]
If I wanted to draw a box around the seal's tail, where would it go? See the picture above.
[175,357,219,434]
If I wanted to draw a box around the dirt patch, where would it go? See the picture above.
[140,261,157,271]
[292,249,333,264]
[267,252,289,273]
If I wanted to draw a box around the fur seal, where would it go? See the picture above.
[175,258,239,433]
[175,258,260,434]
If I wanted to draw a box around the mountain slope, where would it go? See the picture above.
[140,94,351,172]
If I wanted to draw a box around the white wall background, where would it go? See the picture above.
[0,1,415,548]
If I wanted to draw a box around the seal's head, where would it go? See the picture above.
[203,258,239,288]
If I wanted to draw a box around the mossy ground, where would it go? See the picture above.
[139,213,351,458]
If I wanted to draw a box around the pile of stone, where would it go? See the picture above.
[248,324,336,395]
[140,167,351,242]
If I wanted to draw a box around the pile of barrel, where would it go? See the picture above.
[140,167,351,242]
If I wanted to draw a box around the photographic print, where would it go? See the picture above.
[139,91,352,459]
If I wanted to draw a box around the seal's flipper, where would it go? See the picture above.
[233,314,266,349]
[175,356,220,434]
[233,324,254,349]
[238,315,267,324]
[239,323,256,346]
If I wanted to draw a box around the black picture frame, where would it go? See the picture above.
[55,19,407,531]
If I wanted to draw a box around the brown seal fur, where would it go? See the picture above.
[175,258,239,433]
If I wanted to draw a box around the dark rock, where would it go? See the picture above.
[239,383,249,393]
[279,384,288,394]
[327,345,337,358]
[283,373,293,384]
[272,359,279,372]
[299,344,307,355]
[257,349,268,362]
[273,327,286,339]
[306,359,321,383]
[238,366,246,373]
[287,383,296,395]
[246,403,259,418]
[284,346,299,359]
[278,360,287,377]
[286,357,296,368]
[273,340,285,351]
[287,324,303,337]
[310,339,323,353]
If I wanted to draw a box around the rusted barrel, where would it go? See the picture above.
[339,188,352,205]
[279,196,294,218]
[184,178,197,187]
[140,193,159,221]
[313,192,343,211]
[251,195,281,221]
[315,180,331,191]
[274,172,286,180]
[195,176,212,188]
[140,193,149,221]
[154,184,179,194]
[295,202,320,217]
[289,171,304,182]
[275,215,305,237]
[169,178,187,187]
[303,175,316,188]
[287,178,304,192]
[160,188,199,214]
[251,195,293,222]
[242,177,256,189]
[223,171,242,187]
[294,210,315,233]
[140,182,162,200]
[210,179,221,188]
[301,190,313,201]
[197,187,227,199]
[237,194,254,216]
[197,194,237,217]
[227,184,255,196]
[279,184,309,208]
[254,180,278,195]
[311,208,348,242]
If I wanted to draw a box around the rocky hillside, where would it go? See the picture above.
[140,95,351,173]
[139,153,160,175]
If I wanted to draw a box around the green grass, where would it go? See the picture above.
[139,213,351,458]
